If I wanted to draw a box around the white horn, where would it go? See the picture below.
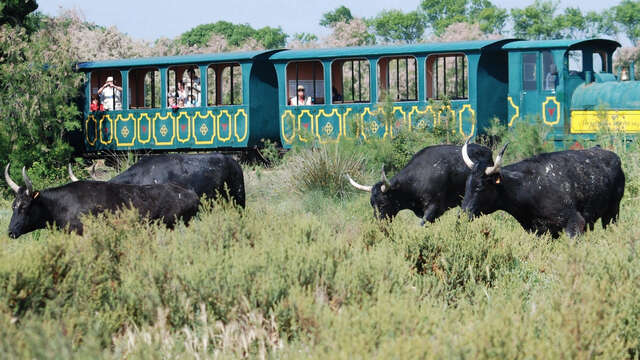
[22,166,33,195]
[485,143,509,175]
[461,137,475,169]
[346,174,372,192]
[381,165,391,193]
[4,163,19,193]
[68,163,79,182]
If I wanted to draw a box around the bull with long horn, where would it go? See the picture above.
[347,142,494,225]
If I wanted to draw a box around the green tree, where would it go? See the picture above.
[0,0,39,31]
[510,0,565,39]
[0,21,83,181]
[319,5,353,27]
[420,0,506,35]
[180,21,287,49]
[613,0,640,45]
[370,10,426,43]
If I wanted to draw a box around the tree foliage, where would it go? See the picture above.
[370,10,426,44]
[319,5,353,27]
[613,0,640,45]
[0,21,83,181]
[420,0,506,36]
[179,21,287,49]
[0,0,39,32]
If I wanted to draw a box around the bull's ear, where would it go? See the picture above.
[32,191,40,199]
[494,175,502,185]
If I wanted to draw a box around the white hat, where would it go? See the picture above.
[297,85,305,90]
[106,76,114,82]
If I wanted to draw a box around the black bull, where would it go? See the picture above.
[69,153,245,207]
[461,141,625,238]
[6,164,199,238]
[347,144,493,224]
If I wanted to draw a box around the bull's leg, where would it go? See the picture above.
[420,204,440,226]
[602,202,621,229]
[564,211,586,238]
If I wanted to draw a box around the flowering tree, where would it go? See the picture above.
[324,18,375,48]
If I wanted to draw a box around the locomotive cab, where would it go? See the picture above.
[503,39,621,145]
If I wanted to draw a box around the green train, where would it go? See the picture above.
[76,38,637,153]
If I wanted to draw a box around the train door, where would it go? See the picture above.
[520,52,541,122]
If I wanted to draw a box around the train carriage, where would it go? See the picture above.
[269,39,513,148]
[76,38,640,154]
[77,50,281,152]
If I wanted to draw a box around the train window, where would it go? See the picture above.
[522,53,537,91]
[167,65,201,108]
[426,54,468,100]
[593,51,607,73]
[331,59,370,104]
[542,51,557,91]
[128,68,160,109]
[286,61,324,105]
[378,56,417,102]
[90,70,122,111]
[207,63,242,106]
[567,50,583,73]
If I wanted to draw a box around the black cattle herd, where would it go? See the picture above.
[5,140,626,239]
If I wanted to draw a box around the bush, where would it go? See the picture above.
[287,144,366,199]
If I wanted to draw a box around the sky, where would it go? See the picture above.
[38,0,617,42]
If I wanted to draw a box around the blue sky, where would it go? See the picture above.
[38,0,616,41]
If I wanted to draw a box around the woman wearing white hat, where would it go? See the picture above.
[98,76,123,110]
[289,84,313,106]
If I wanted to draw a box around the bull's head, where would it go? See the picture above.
[346,165,401,220]
[5,164,44,239]
[461,138,509,218]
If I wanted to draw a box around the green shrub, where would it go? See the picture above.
[287,144,367,199]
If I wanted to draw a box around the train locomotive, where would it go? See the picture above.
[76,38,638,153]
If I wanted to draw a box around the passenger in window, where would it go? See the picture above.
[90,96,104,112]
[177,98,185,108]
[289,85,312,105]
[168,96,178,110]
[545,64,558,91]
[186,94,198,107]
[97,76,123,110]
[332,87,343,102]
[176,81,187,101]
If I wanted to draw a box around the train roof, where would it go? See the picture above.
[268,39,515,61]
[76,49,282,70]
[502,38,620,51]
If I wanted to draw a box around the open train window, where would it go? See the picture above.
[567,50,583,73]
[331,58,370,104]
[89,70,123,111]
[522,53,537,91]
[593,51,608,73]
[542,51,557,92]
[378,56,417,102]
[286,61,324,105]
[207,63,242,106]
[426,54,468,100]
[167,65,201,108]
[128,68,160,109]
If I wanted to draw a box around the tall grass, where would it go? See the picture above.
[0,124,639,358]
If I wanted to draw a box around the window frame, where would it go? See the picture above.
[426,53,469,100]
[330,57,371,104]
[206,62,243,106]
[128,67,160,110]
[522,52,538,91]
[285,60,325,106]
[166,64,202,108]
[377,55,418,102]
